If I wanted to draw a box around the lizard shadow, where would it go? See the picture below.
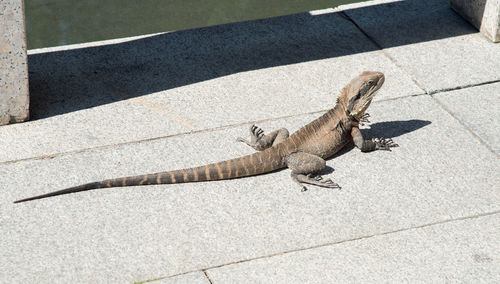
[360,119,432,140]
[328,119,432,160]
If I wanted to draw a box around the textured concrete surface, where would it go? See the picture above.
[1,0,499,283]
[344,0,500,93]
[3,95,499,283]
[0,0,29,125]
[206,213,500,283]
[451,0,500,42]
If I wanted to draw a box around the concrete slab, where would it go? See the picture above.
[206,213,500,283]
[153,272,210,284]
[344,0,500,93]
[433,82,500,154]
[1,10,422,163]
[0,0,29,125]
[451,0,500,42]
[2,95,499,283]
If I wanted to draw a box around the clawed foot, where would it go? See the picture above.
[307,174,340,188]
[373,137,399,151]
[360,113,371,125]
[294,173,341,192]
[249,124,264,143]
[237,124,267,150]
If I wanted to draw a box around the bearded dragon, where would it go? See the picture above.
[14,71,397,203]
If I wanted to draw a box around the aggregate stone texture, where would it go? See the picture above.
[206,213,500,283]
[0,0,29,125]
[2,95,499,283]
[344,0,500,92]
[433,82,500,154]
[451,0,500,42]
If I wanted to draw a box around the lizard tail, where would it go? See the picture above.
[14,149,284,203]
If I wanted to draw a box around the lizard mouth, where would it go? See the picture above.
[359,82,382,109]
[361,87,380,107]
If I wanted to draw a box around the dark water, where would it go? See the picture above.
[25,0,361,49]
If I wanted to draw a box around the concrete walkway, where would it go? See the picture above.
[1,0,499,283]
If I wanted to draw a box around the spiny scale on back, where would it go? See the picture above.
[14,71,398,204]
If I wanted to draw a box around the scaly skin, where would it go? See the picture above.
[14,71,397,203]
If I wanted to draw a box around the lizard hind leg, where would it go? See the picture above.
[237,124,289,151]
[285,152,341,191]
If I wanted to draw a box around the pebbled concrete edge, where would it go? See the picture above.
[451,0,500,42]
[0,0,29,125]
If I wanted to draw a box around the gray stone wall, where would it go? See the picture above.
[451,0,500,42]
[0,0,29,125]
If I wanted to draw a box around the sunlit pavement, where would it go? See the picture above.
[1,0,499,283]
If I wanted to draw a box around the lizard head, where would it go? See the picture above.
[340,71,385,121]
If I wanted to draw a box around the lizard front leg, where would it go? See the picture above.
[285,152,340,191]
[237,124,289,151]
[351,127,398,152]
[360,113,370,126]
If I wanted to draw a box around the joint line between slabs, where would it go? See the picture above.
[155,210,500,281]
[430,94,499,158]
[203,270,214,284]
[429,79,500,95]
